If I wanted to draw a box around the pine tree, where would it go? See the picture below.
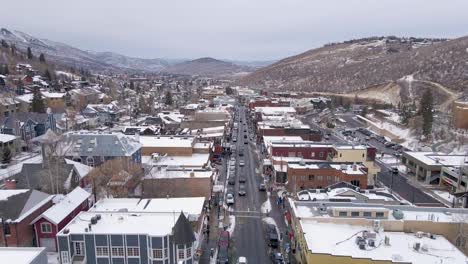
[399,104,411,125]
[129,81,135,90]
[2,146,12,164]
[27,47,33,60]
[44,69,52,81]
[165,91,173,106]
[1,40,8,48]
[420,89,434,136]
[39,53,46,63]
[361,106,368,117]
[32,88,45,113]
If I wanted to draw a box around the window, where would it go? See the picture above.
[86,157,94,167]
[362,153,365,158]
[185,247,192,258]
[152,249,163,259]
[339,153,342,158]
[61,252,70,264]
[376,212,385,218]
[317,176,323,181]
[351,211,360,217]
[127,247,140,257]
[319,152,324,158]
[311,152,315,157]
[326,176,331,182]
[164,248,168,258]
[3,223,10,235]
[456,236,466,247]
[111,247,124,257]
[178,248,185,259]
[96,247,109,257]
[339,211,347,217]
[300,175,306,181]
[308,175,315,181]
[363,212,372,217]
[334,176,340,182]
[41,222,52,233]
[74,242,84,256]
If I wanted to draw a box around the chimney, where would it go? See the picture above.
[135,132,140,142]
[353,163,357,171]
[5,179,17,189]
[190,170,195,177]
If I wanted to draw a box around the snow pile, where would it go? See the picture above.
[227,215,236,234]
[261,197,272,214]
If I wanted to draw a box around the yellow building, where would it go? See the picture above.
[331,145,381,186]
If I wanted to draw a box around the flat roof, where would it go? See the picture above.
[90,197,205,220]
[404,152,467,166]
[146,168,213,179]
[300,221,467,264]
[254,107,296,114]
[0,247,46,264]
[139,136,194,148]
[298,188,396,202]
[142,153,210,167]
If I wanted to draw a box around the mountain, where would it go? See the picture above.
[162,57,253,77]
[240,36,467,105]
[0,28,169,72]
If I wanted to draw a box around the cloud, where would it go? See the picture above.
[1,0,467,60]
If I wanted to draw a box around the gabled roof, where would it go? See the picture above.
[0,189,52,222]
[0,112,49,129]
[33,187,90,225]
[11,162,76,193]
[172,212,195,244]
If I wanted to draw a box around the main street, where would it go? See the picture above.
[230,106,270,263]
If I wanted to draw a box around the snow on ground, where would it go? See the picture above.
[227,215,236,234]
[0,154,42,180]
[433,190,460,204]
[378,156,398,164]
[47,252,59,264]
[261,196,272,214]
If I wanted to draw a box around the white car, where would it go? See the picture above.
[237,256,247,264]
[239,160,245,167]
[226,193,235,205]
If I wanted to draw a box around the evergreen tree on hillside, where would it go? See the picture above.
[2,146,12,164]
[32,88,45,113]
[399,104,411,125]
[1,40,8,48]
[44,69,52,81]
[39,53,46,63]
[27,47,33,60]
[420,89,434,136]
[361,106,368,117]
[10,44,16,55]
[0,64,9,75]
[164,90,173,106]
[129,81,135,90]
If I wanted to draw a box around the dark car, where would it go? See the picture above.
[218,231,230,247]
[239,176,246,183]
[228,177,236,185]
[266,224,279,248]
[238,184,246,196]
[270,252,285,264]
[217,245,229,264]
[244,134,247,139]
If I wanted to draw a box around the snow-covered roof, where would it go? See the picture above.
[143,153,210,167]
[300,221,467,264]
[0,189,29,201]
[139,136,194,148]
[254,106,296,115]
[15,93,33,103]
[404,152,468,167]
[35,187,90,225]
[41,91,65,99]
[0,247,46,264]
[91,197,204,218]
[298,188,396,202]
[64,159,93,179]
[0,133,17,143]
[146,167,213,179]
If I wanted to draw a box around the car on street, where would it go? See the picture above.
[217,245,229,264]
[226,193,235,205]
[239,176,246,183]
[237,256,247,264]
[238,184,246,196]
[244,141,248,144]
[232,138,237,143]
[259,183,266,191]
[218,231,230,247]
[244,134,247,139]
[239,160,245,166]
[265,224,279,248]
[391,166,399,174]
[270,252,285,264]
[228,176,236,185]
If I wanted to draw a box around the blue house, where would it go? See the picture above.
[0,112,56,143]
[57,212,197,264]
[60,131,142,167]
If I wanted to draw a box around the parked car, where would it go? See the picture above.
[238,184,246,196]
[265,224,279,248]
[217,245,229,264]
[259,183,266,191]
[218,231,230,247]
[226,193,235,205]
[239,160,245,167]
[228,177,236,185]
[239,176,246,183]
[270,252,285,264]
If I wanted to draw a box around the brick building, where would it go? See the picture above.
[286,162,368,192]
[0,188,53,247]
[453,99,468,129]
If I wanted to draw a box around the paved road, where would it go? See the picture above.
[231,106,270,263]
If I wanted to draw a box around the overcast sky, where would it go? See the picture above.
[1,0,467,61]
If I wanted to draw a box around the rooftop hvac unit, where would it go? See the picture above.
[90,217,97,225]
[413,242,421,251]
[84,227,88,232]
[96,214,101,221]
[368,239,376,247]
[392,209,404,220]
[373,220,381,232]
[63,229,70,234]
[415,232,424,238]
[421,244,428,252]
[384,236,390,246]
[316,189,320,194]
